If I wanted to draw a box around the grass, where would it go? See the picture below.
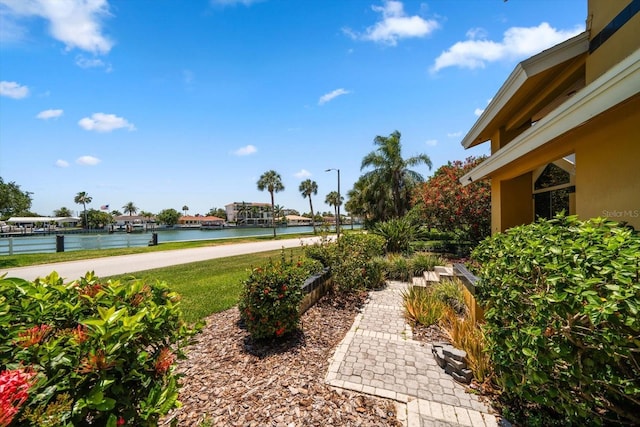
[0,233,313,269]
[107,246,306,324]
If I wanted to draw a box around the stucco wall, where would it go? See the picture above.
[575,94,640,229]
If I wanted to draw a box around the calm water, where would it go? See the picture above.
[0,226,343,255]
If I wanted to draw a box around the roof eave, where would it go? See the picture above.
[460,47,640,186]
[460,31,589,149]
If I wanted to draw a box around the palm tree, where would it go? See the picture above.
[257,170,285,238]
[74,191,92,229]
[123,202,138,216]
[274,204,285,225]
[182,205,189,216]
[250,205,260,226]
[299,179,318,234]
[237,201,249,226]
[325,191,343,227]
[361,130,432,220]
[139,210,154,230]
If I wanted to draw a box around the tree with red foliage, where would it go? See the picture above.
[413,156,491,243]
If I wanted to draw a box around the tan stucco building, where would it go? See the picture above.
[460,0,640,232]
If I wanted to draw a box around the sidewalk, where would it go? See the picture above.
[1,237,324,281]
[325,281,500,427]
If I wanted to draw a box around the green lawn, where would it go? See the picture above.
[106,246,307,324]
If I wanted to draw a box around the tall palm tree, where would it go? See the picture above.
[74,191,92,229]
[257,170,285,238]
[274,204,285,225]
[237,201,249,226]
[182,205,189,216]
[123,202,138,216]
[139,210,154,230]
[325,191,343,226]
[360,130,432,220]
[250,205,260,226]
[299,179,318,234]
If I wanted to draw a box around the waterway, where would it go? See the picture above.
[0,226,348,255]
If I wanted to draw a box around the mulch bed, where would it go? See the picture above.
[161,290,403,426]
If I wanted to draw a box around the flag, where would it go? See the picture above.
[100,204,109,210]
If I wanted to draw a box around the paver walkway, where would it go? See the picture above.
[326,281,500,427]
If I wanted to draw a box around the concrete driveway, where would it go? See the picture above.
[1,236,326,282]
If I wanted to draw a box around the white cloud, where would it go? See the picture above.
[473,98,493,117]
[344,0,439,46]
[294,169,312,178]
[318,88,350,105]
[75,55,112,71]
[425,139,438,147]
[1,0,113,54]
[431,22,583,73]
[465,27,488,40]
[233,144,257,156]
[78,113,135,132]
[0,80,29,98]
[55,159,69,167]
[447,131,462,138]
[36,109,63,119]
[76,155,101,166]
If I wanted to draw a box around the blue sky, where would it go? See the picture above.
[0,0,586,217]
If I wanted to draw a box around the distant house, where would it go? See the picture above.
[459,1,640,233]
[113,215,155,231]
[178,215,225,227]
[225,202,272,226]
[5,216,81,229]
[284,215,313,226]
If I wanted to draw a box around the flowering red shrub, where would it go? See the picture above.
[0,271,198,426]
[0,369,35,427]
[239,252,322,340]
[413,156,490,243]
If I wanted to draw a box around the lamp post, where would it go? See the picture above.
[325,168,341,239]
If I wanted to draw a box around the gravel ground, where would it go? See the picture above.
[161,290,403,426]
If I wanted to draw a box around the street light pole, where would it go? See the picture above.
[326,168,341,239]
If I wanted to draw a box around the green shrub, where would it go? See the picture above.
[303,234,334,268]
[239,253,322,340]
[432,278,467,316]
[409,252,446,275]
[472,216,640,426]
[383,253,412,282]
[0,271,198,426]
[330,233,386,292]
[371,217,417,254]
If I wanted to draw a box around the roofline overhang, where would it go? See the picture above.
[461,32,589,149]
[460,47,640,186]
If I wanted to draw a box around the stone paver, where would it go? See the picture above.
[326,281,500,427]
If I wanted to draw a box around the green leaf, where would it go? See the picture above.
[522,347,535,357]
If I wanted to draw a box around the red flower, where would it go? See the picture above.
[263,288,270,295]
[16,324,51,348]
[78,283,103,298]
[117,416,126,426]
[72,325,89,344]
[154,348,175,375]
[78,349,115,374]
[275,327,286,336]
[0,368,36,427]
